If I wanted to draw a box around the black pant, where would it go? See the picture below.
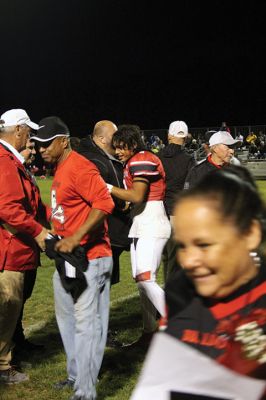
[162,235,181,284]
[111,246,126,285]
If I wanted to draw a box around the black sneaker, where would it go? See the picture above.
[53,378,75,389]
[106,334,123,348]
[20,339,45,352]
[0,367,29,385]
[106,329,123,348]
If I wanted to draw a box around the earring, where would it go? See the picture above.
[250,251,261,268]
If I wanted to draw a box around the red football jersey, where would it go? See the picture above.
[124,151,166,201]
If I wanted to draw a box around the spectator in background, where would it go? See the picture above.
[149,135,164,154]
[185,132,193,149]
[257,140,266,159]
[78,120,131,286]
[246,131,257,146]
[21,138,36,167]
[221,123,243,158]
[189,138,199,151]
[220,121,231,133]
[249,142,259,158]
[158,120,195,282]
[0,109,49,384]
[257,131,266,146]
[202,130,241,166]
[235,132,244,143]
[184,131,240,189]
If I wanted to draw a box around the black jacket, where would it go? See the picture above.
[158,144,195,215]
[45,236,88,303]
[184,157,218,190]
[165,263,266,379]
[78,136,131,248]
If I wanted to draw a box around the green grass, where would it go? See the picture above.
[36,177,52,205]
[257,180,266,199]
[1,177,265,400]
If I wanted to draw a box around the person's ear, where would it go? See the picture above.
[15,125,22,138]
[62,137,69,149]
[99,135,106,144]
[246,219,262,251]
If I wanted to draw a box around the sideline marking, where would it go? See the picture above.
[25,292,140,334]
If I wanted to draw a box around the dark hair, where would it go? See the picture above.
[176,165,266,239]
[112,124,146,153]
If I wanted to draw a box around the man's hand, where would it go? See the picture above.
[34,227,50,251]
[54,236,80,253]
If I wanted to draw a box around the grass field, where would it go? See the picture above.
[1,177,266,400]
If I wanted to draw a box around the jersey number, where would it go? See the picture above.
[51,189,65,224]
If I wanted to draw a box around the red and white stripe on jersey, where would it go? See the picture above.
[124,151,166,201]
[129,160,160,177]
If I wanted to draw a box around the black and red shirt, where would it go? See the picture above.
[124,150,166,201]
[165,264,266,379]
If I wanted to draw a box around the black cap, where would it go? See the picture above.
[31,116,70,142]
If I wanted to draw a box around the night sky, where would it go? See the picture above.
[1,0,266,136]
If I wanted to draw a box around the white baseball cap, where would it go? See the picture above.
[168,120,188,138]
[0,109,39,130]
[209,131,240,147]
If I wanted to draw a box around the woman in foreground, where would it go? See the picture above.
[166,164,266,380]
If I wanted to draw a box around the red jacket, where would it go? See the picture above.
[0,144,44,271]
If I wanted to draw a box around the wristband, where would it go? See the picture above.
[106,183,113,193]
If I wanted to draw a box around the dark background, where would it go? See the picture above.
[1,0,266,136]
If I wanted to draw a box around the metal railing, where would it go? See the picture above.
[143,125,266,143]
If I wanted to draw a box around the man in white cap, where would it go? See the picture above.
[158,121,195,282]
[0,108,40,131]
[0,109,49,384]
[184,130,240,189]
